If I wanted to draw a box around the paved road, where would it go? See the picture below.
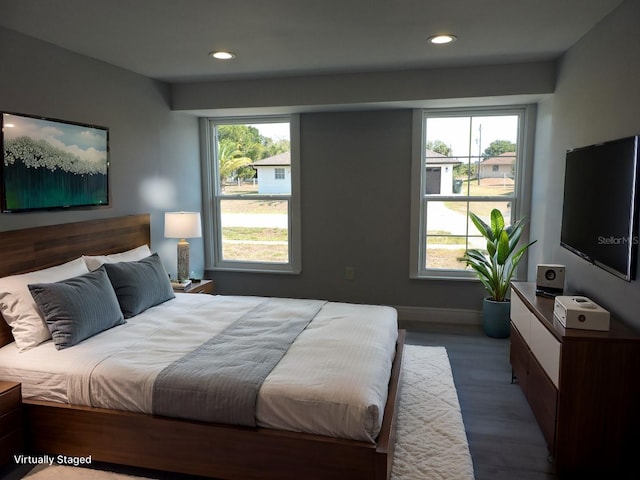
[222,206,484,247]
[223,204,467,231]
[425,202,468,235]
[221,213,288,228]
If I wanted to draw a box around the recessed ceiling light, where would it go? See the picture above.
[209,51,236,60]
[427,34,457,45]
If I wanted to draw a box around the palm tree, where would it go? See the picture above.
[217,144,252,190]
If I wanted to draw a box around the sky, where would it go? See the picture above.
[250,115,518,155]
[252,122,290,141]
[426,114,519,157]
[3,113,108,164]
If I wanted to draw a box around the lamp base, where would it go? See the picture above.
[177,239,190,281]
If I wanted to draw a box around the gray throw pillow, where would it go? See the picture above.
[103,253,175,318]
[28,267,125,350]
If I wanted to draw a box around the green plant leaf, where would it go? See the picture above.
[468,262,492,281]
[496,230,510,265]
[503,240,537,287]
[490,209,505,238]
[508,223,524,251]
[469,212,494,241]
[464,249,492,268]
[486,240,497,258]
[466,208,536,302]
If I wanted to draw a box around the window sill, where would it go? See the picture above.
[410,272,480,282]
[210,264,301,275]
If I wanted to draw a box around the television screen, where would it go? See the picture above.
[560,135,639,281]
[1,112,109,212]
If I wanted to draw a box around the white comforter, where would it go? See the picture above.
[0,294,398,442]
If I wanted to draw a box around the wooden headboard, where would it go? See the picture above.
[0,214,151,347]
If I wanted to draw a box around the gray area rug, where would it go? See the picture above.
[22,345,475,480]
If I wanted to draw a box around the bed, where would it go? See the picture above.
[0,214,405,480]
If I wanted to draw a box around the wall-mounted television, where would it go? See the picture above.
[1,112,109,212]
[560,135,639,281]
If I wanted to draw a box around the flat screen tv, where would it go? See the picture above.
[560,135,639,281]
[1,111,109,212]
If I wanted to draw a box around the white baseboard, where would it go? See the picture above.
[394,305,482,326]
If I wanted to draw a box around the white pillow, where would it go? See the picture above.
[0,257,90,351]
[82,244,152,271]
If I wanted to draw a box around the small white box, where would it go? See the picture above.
[553,296,610,331]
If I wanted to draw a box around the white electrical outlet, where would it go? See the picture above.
[344,267,355,280]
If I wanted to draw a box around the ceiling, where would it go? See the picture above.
[0,0,624,84]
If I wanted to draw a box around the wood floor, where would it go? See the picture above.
[403,321,557,480]
[1,322,556,480]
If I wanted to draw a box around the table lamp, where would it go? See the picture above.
[164,211,202,281]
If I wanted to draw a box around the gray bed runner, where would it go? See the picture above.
[152,298,326,426]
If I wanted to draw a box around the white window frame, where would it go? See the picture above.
[200,115,301,274]
[409,106,535,280]
[274,167,285,180]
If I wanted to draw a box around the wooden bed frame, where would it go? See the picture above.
[0,214,405,480]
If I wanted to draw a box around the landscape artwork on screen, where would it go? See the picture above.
[1,112,109,212]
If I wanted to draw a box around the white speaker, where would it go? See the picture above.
[536,264,565,296]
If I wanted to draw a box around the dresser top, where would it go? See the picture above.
[0,380,20,394]
[511,282,640,342]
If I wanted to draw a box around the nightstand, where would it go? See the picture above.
[0,381,22,467]
[174,279,215,295]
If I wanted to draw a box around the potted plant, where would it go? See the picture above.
[462,209,536,338]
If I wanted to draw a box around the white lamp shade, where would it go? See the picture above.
[164,212,202,239]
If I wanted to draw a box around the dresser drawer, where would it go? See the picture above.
[0,407,21,434]
[510,322,530,394]
[0,428,23,466]
[510,291,532,343]
[528,355,558,451]
[0,382,20,416]
[0,382,22,467]
[530,316,561,388]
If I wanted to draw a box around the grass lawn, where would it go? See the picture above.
[221,227,288,262]
[445,178,513,218]
[222,243,288,263]
[221,184,287,214]
[219,185,289,262]
[425,247,468,269]
[221,198,288,214]
[216,180,505,266]
[223,227,288,242]
[427,232,466,245]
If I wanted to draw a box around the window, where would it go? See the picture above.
[410,107,534,279]
[201,115,301,273]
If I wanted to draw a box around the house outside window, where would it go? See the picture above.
[201,115,301,274]
[410,106,534,279]
[251,153,291,194]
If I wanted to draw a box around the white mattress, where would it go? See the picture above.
[0,294,398,442]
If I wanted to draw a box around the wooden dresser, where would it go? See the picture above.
[0,381,22,467]
[510,282,640,475]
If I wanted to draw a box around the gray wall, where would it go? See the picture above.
[529,0,640,328]
[177,46,558,316]
[173,61,555,114]
[209,110,488,311]
[0,27,203,278]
